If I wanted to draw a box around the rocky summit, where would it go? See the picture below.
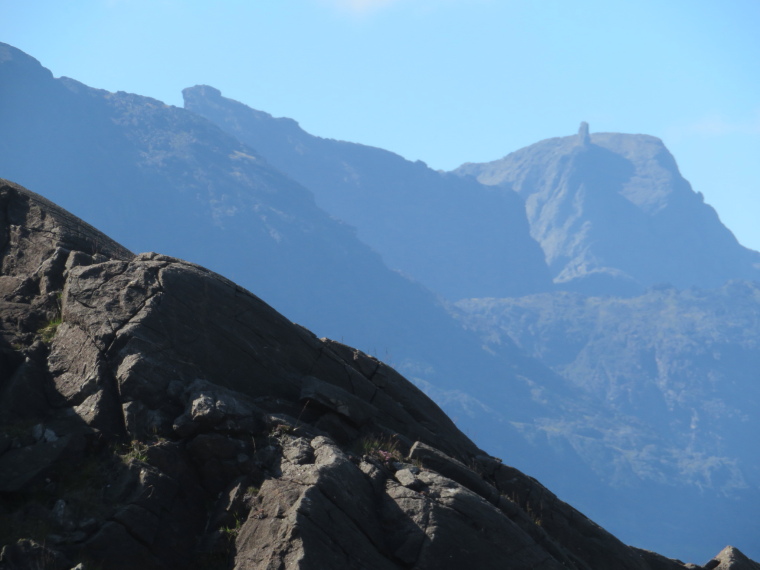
[0,178,756,569]
[455,124,760,296]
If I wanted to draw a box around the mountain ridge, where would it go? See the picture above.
[0,40,512,405]
[2,41,760,561]
[183,84,553,301]
[181,82,760,558]
[454,125,760,295]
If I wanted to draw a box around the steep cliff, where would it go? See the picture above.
[2,179,754,569]
[183,85,552,301]
[455,124,760,295]
[0,41,516,423]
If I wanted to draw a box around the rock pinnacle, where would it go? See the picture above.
[578,121,590,145]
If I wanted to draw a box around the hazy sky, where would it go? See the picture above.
[2,0,759,251]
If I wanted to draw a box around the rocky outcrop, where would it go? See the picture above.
[1,179,755,568]
[705,547,760,570]
[578,122,591,146]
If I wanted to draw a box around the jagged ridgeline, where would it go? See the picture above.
[2,180,757,568]
[182,82,760,561]
[2,40,760,566]
[182,84,553,301]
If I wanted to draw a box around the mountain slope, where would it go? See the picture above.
[0,42,583,525]
[3,42,759,562]
[183,85,552,301]
[457,285,760,476]
[1,178,755,569]
[183,87,760,558]
[455,123,760,295]
[455,286,760,554]
[0,41,512,408]
[460,281,760,504]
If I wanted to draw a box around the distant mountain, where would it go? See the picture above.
[0,41,512,407]
[183,88,760,558]
[3,41,760,562]
[455,123,760,295]
[457,281,760,485]
[454,283,760,558]
[0,42,576,495]
[446,124,760,557]
[183,85,552,301]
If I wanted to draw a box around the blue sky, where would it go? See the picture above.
[2,0,759,251]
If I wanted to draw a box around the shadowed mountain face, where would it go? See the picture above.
[183,85,553,301]
[455,124,760,296]
[2,179,757,569]
[0,42,573,507]
[454,294,760,560]
[3,42,760,563]
[456,284,760,548]
[0,42,513,405]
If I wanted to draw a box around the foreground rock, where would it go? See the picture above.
[0,179,754,568]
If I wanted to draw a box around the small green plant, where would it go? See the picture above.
[357,434,403,465]
[409,456,425,470]
[220,514,243,539]
[117,440,149,463]
[38,292,64,343]
[38,316,63,343]
[271,402,310,439]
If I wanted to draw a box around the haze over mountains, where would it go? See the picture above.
[456,122,760,296]
[1,42,759,562]
[0,41,555,500]
[182,85,552,301]
[0,42,500,401]
[181,85,760,559]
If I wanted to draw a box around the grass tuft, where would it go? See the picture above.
[38,316,63,343]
